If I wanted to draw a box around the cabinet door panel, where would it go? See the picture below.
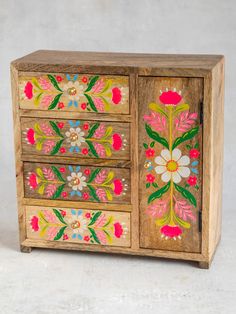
[139,77,203,253]
[19,73,129,114]
[26,205,130,247]
[24,162,130,204]
[21,118,130,160]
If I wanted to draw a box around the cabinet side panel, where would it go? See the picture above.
[209,59,224,258]
[11,65,26,249]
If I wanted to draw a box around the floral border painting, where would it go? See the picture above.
[26,206,130,247]
[22,118,129,159]
[24,163,130,204]
[19,74,129,113]
[143,89,201,240]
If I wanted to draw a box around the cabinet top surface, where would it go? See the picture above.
[12,50,224,71]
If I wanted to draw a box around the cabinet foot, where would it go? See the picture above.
[198,261,210,269]
[20,245,32,253]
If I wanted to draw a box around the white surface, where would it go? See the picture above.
[0,0,236,313]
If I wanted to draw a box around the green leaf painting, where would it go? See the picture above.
[174,183,197,207]
[144,91,200,237]
[145,124,169,149]
[48,93,63,110]
[47,75,63,92]
[148,182,170,204]
[172,126,199,150]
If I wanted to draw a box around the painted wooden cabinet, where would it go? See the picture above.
[11,51,224,268]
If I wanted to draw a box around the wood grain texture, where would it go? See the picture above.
[20,110,132,122]
[12,50,223,73]
[23,198,132,212]
[21,117,130,160]
[208,58,224,260]
[21,238,205,262]
[11,64,28,248]
[138,77,203,253]
[201,72,212,261]
[26,205,131,247]
[10,51,224,267]
[129,73,139,250]
[24,162,131,204]
[21,155,131,168]
[19,72,129,114]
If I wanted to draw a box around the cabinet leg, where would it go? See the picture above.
[20,245,32,253]
[198,261,210,269]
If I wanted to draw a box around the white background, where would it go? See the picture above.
[0,0,235,313]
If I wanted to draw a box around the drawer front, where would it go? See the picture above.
[19,73,129,114]
[26,205,130,247]
[138,77,203,253]
[21,118,130,159]
[24,162,130,204]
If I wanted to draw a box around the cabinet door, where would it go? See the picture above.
[139,77,203,253]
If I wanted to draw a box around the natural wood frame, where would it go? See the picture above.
[11,51,224,268]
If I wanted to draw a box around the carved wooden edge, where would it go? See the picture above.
[11,64,27,249]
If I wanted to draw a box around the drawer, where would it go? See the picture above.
[21,117,130,159]
[24,162,130,204]
[26,205,130,247]
[19,73,129,114]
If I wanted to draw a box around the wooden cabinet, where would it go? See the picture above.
[11,51,224,268]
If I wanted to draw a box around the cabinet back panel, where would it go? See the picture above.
[139,77,203,253]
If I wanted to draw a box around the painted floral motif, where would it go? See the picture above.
[67,170,87,195]
[20,74,129,113]
[143,89,200,239]
[29,208,128,245]
[65,126,85,148]
[154,148,190,183]
[26,165,128,202]
[23,119,127,158]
